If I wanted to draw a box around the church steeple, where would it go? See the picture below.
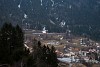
[42,26,48,33]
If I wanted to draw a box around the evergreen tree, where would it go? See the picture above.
[50,46,58,67]
[32,39,58,67]
[46,46,51,64]
[0,22,14,64]
[15,24,24,49]
[24,54,36,67]
[0,22,28,66]
[42,45,47,61]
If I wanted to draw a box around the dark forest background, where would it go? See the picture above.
[0,0,100,41]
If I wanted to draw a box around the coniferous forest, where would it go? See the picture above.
[0,23,58,67]
[0,0,100,41]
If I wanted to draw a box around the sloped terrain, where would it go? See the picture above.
[0,0,100,40]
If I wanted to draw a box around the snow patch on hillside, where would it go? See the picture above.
[51,0,54,6]
[40,0,43,6]
[59,20,66,27]
[49,19,55,25]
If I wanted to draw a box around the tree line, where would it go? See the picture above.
[26,39,58,67]
[0,22,58,67]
